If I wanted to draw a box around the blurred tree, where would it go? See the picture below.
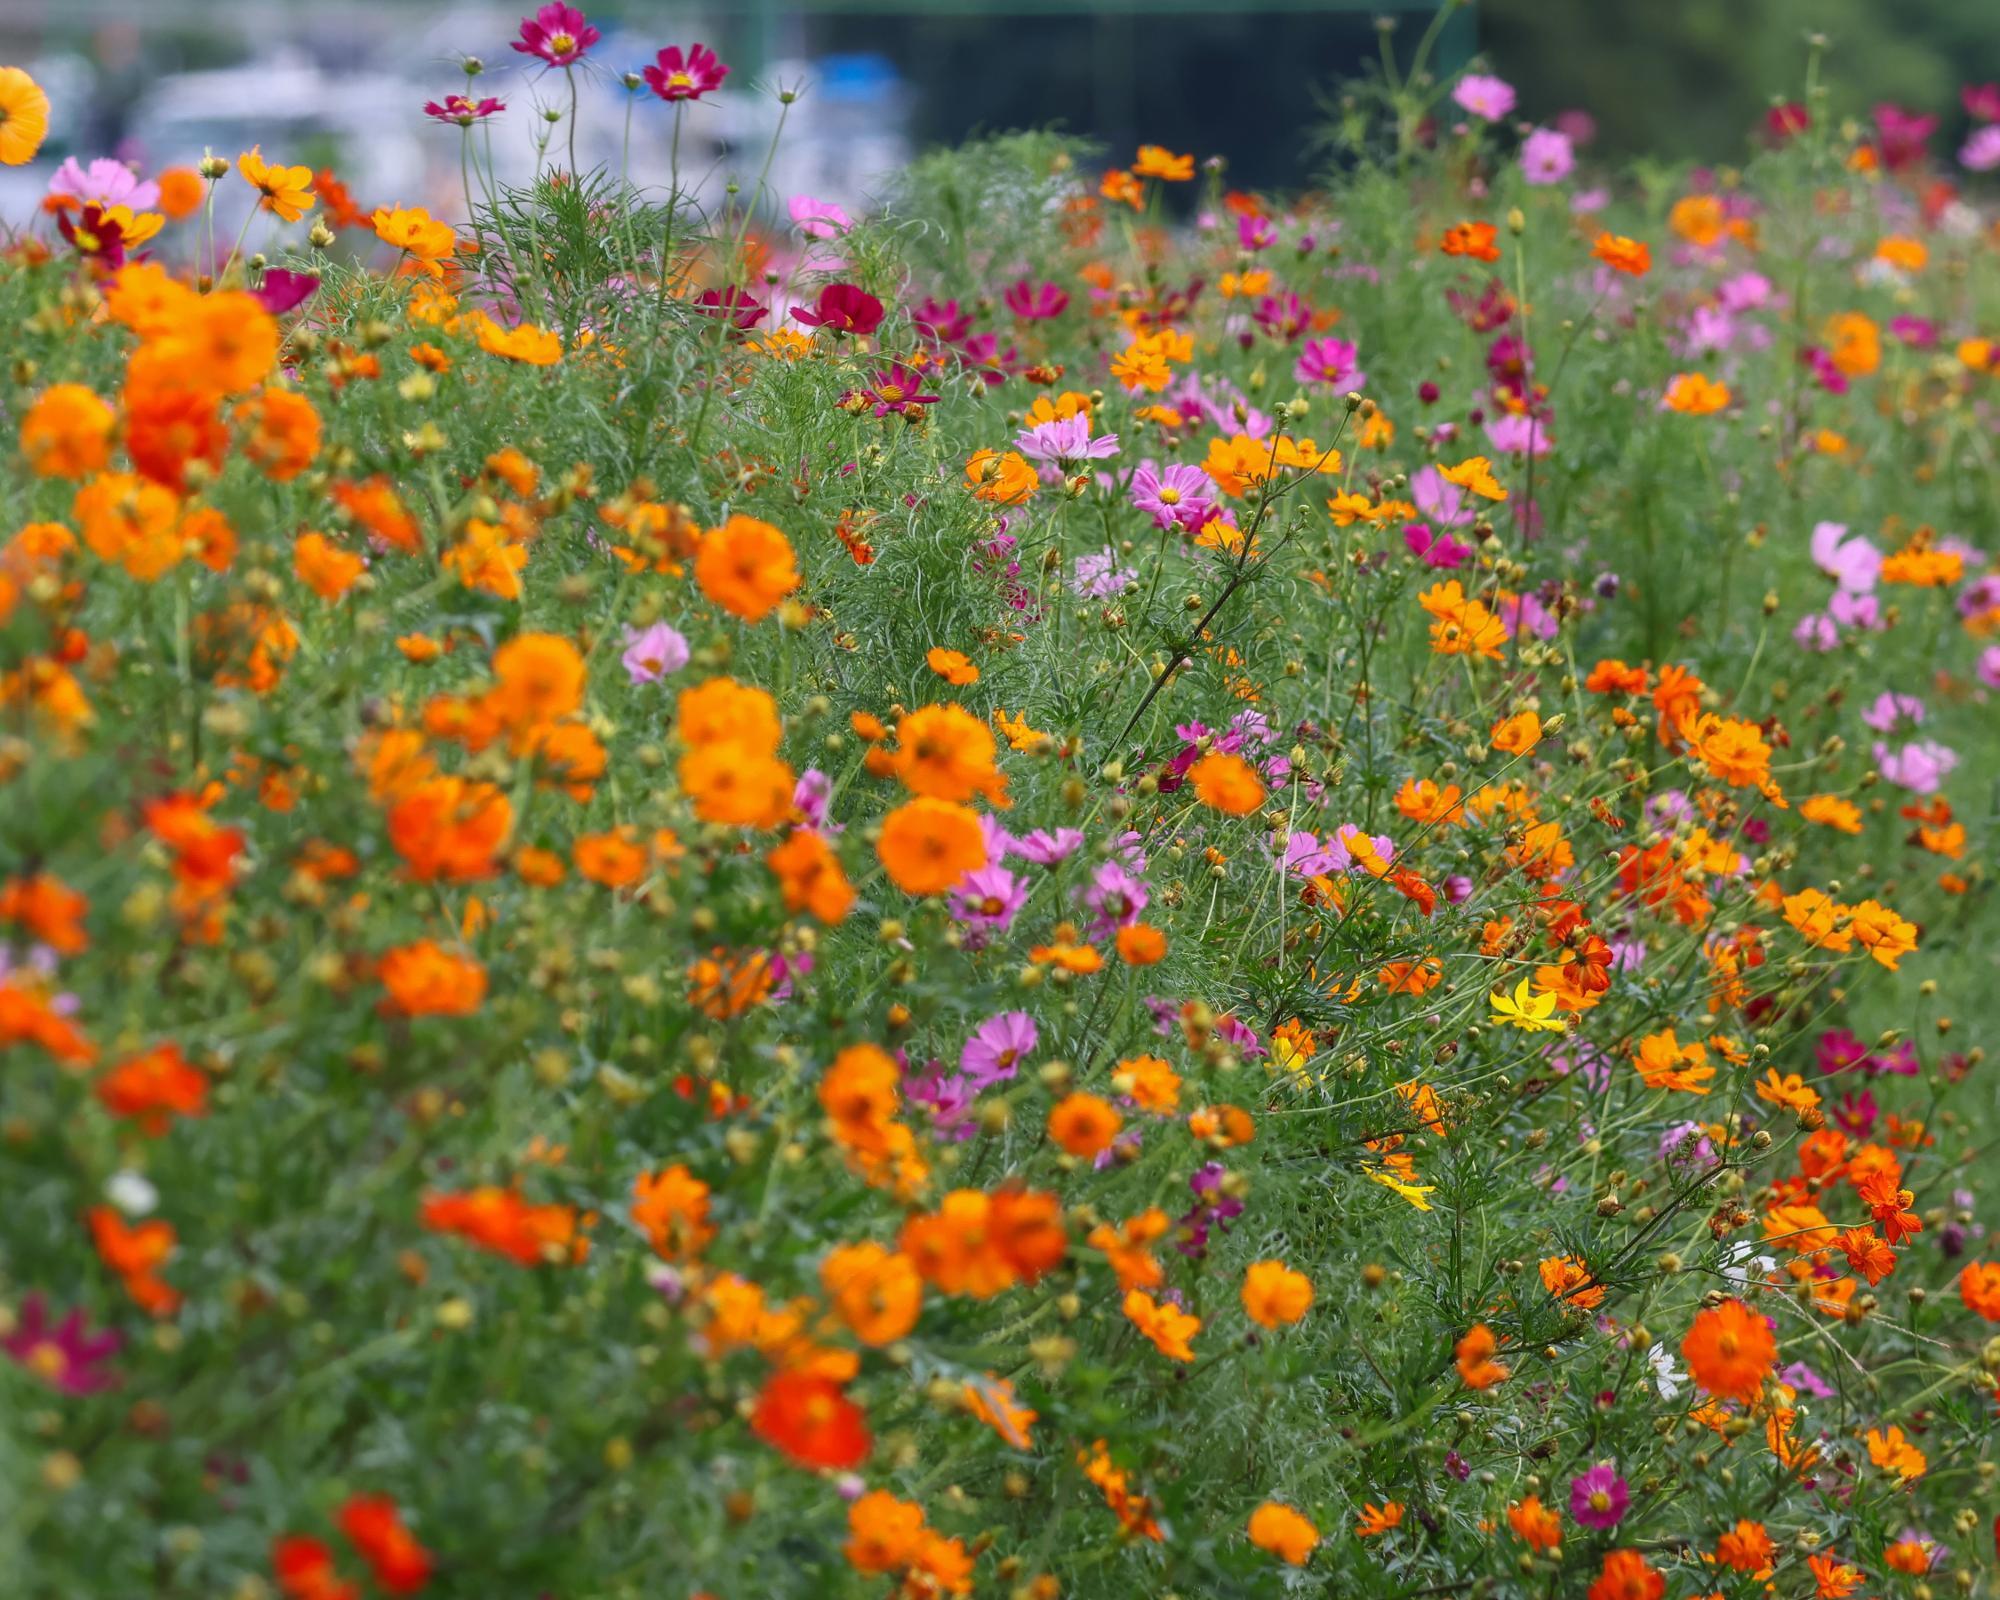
[1478,0,1992,160]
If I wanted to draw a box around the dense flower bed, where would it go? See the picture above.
[2,13,1999,1599]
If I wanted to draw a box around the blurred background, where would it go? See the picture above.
[2,0,1997,226]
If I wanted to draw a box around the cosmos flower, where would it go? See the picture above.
[644,43,729,102]
[512,3,599,66]
[1452,73,1517,121]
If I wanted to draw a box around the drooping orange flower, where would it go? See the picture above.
[471,313,562,365]
[925,646,980,685]
[1356,1502,1404,1537]
[1681,1297,1776,1402]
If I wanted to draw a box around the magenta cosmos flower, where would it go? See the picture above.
[1293,335,1364,390]
[1452,73,1516,121]
[512,3,598,66]
[425,94,506,126]
[1003,278,1069,320]
[842,365,938,418]
[793,283,885,335]
[1568,1464,1629,1529]
[961,1011,1037,1089]
[621,621,689,684]
[644,43,729,102]
[694,286,767,329]
[1129,461,1214,532]
[3,1294,121,1395]
[947,864,1028,935]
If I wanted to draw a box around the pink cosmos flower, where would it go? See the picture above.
[948,864,1028,938]
[1072,546,1136,599]
[961,1011,1037,1088]
[792,282,884,335]
[1860,690,1924,733]
[1003,279,1070,320]
[1293,336,1364,390]
[788,195,851,238]
[1978,645,2000,689]
[1966,83,2000,122]
[1404,523,1472,569]
[1873,739,1958,795]
[1485,412,1550,456]
[512,3,599,67]
[1568,1464,1628,1529]
[1411,465,1476,528]
[424,94,506,126]
[2,1294,121,1395]
[1015,413,1118,468]
[644,43,729,103]
[1451,73,1517,121]
[1083,862,1149,933]
[252,269,320,316]
[1236,213,1276,251]
[1810,522,1880,592]
[621,621,689,684]
[1129,461,1214,532]
[48,157,158,212]
[1011,828,1083,866]
[1961,125,2000,172]
[793,769,838,832]
[1520,127,1574,185]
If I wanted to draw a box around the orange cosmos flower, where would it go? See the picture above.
[1440,220,1500,261]
[1356,1502,1404,1537]
[0,873,89,954]
[1241,1260,1314,1327]
[1713,1518,1775,1574]
[752,1370,871,1469]
[337,1494,433,1595]
[695,514,800,621]
[0,67,52,166]
[371,204,456,275]
[963,447,1039,503]
[1958,1260,2000,1320]
[378,940,487,1016]
[472,314,562,365]
[73,472,182,581]
[766,829,855,923]
[1247,1502,1318,1564]
[1454,1322,1510,1388]
[630,1164,714,1259]
[236,388,322,480]
[1538,1254,1605,1310]
[1681,1297,1775,1402]
[20,384,114,478]
[1506,1496,1562,1552]
[420,1185,584,1266]
[1047,1091,1122,1159]
[1122,1289,1199,1362]
[892,703,1009,805]
[1806,1553,1863,1599]
[87,1207,180,1316]
[1133,144,1194,180]
[1592,232,1651,275]
[95,1043,208,1135]
[1587,1549,1662,1600]
[293,531,365,601]
[821,1241,924,1345]
[877,797,986,895]
[1663,371,1731,414]
[1187,750,1265,815]
[925,646,979,685]
[387,776,510,882]
[1115,923,1167,965]
[1489,709,1541,755]
[237,146,316,219]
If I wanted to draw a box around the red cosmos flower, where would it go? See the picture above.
[1762,102,1810,144]
[423,94,506,126]
[56,203,137,270]
[1966,83,2000,123]
[793,282,885,336]
[272,1535,360,1600]
[337,1494,434,1594]
[694,286,767,329]
[511,2,598,67]
[643,43,729,103]
[843,364,940,418]
[1003,278,1070,320]
[751,1370,871,1469]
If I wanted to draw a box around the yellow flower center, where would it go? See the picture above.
[27,1341,67,1379]
[1588,1490,1610,1513]
[1158,486,1181,505]
[550,31,576,53]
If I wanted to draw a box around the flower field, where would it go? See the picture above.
[5,12,2000,1598]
